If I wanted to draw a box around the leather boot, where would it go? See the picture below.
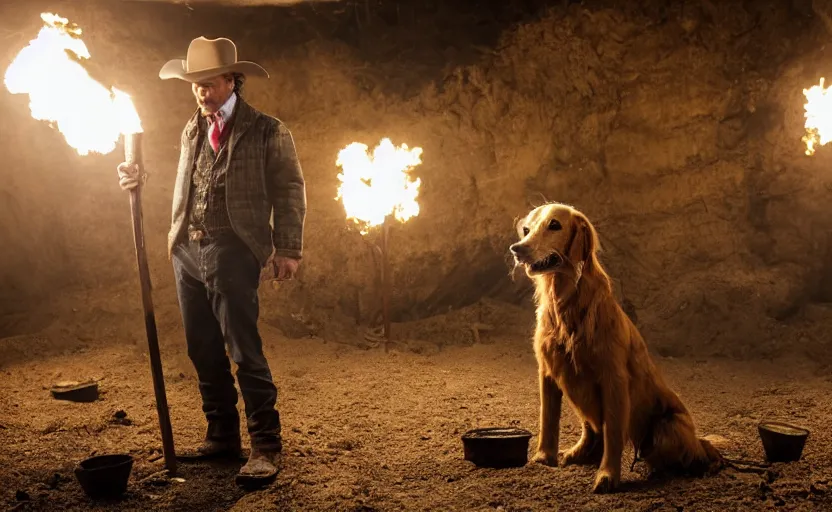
[235,446,280,488]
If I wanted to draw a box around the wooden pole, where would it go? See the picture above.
[124,133,177,475]
[381,217,391,352]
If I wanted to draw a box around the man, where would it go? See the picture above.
[117,36,306,486]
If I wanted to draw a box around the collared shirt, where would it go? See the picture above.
[207,92,237,144]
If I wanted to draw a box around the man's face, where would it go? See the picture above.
[192,74,234,115]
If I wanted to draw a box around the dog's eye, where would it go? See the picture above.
[548,219,562,231]
[522,226,530,236]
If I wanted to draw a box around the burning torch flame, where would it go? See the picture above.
[335,138,423,234]
[803,77,832,156]
[4,13,142,156]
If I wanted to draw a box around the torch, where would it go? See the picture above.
[380,217,392,347]
[124,134,177,475]
[5,13,177,474]
[803,77,832,156]
[335,138,423,351]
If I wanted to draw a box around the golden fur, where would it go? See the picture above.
[510,202,722,493]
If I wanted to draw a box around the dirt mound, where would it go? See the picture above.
[1,0,831,360]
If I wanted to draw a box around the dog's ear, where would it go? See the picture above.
[513,215,526,238]
[567,212,598,265]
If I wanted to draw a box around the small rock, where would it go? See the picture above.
[111,409,132,426]
[46,473,61,489]
[326,439,357,451]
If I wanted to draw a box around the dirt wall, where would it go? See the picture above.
[1,0,830,359]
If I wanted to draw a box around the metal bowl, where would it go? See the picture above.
[74,454,133,499]
[758,421,809,463]
[461,427,532,468]
[50,381,99,403]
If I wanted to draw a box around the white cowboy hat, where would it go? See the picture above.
[159,36,269,82]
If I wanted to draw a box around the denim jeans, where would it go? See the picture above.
[172,231,281,451]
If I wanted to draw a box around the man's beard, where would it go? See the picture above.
[198,101,218,115]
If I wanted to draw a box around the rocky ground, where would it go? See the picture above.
[2,318,832,511]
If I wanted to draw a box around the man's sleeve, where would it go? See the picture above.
[264,121,307,260]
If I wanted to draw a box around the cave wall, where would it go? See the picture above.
[1,0,830,358]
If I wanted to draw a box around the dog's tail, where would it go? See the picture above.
[643,411,724,476]
[697,436,725,473]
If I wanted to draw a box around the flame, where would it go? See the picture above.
[803,77,832,156]
[335,138,423,235]
[4,13,142,156]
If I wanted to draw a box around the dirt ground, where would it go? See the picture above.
[2,318,832,512]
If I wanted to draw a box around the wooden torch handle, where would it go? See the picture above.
[124,133,177,475]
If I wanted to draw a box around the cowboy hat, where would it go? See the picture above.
[159,37,269,82]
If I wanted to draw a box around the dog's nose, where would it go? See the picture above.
[510,243,530,257]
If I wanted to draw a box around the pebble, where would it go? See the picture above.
[46,473,61,489]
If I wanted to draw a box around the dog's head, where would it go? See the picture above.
[510,203,598,279]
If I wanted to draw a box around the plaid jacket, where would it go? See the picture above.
[168,98,307,265]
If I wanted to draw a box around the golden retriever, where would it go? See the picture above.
[510,202,722,493]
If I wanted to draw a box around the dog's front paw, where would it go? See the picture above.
[591,469,619,494]
[530,450,558,467]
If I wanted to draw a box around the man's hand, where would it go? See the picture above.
[261,255,300,283]
[117,162,146,191]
